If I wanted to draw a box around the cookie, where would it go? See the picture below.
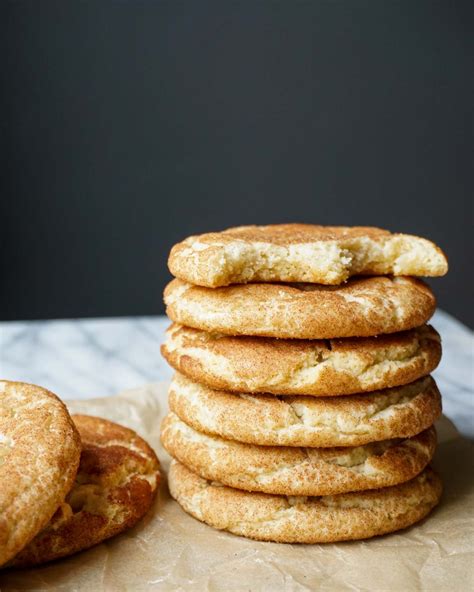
[168,224,448,287]
[164,276,436,339]
[162,324,440,395]
[168,461,442,543]
[10,415,161,567]
[161,413,436,496]
[0,381,81,567]
[168,373,442,447]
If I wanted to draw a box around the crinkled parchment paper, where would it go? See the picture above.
[2,382,473,591]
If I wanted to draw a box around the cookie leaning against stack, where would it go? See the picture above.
[10,415,161,567]
[161,224,448,543]
[0,381,161,568]
[0,381,81,566]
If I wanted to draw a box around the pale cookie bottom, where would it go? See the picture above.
[161,413,437,496]
[169,461,442,544]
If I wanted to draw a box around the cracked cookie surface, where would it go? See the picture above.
[161,413,436,496]
[168,224,447,288]
[168,461,442,543]
[0,381,81,567]
[162,324,441,395]
[169,373,442,447]
[164,276,436,339]
[9,415,160,568]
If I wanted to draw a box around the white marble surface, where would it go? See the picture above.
[1,311,473,438]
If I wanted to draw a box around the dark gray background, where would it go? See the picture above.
[2,1,472,326]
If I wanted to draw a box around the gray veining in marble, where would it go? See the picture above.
[1,311,472,439]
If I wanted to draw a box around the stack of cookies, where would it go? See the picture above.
[161,224,448,543]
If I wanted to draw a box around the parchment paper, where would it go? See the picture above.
[2,382,473,592]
